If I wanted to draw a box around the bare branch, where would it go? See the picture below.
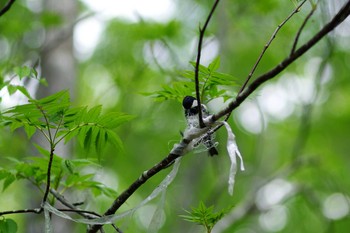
[0,0,16,17]
[212,0,350,122]
[40,147,55,205]
[0,208,41,216]
[194,0,221,128]
[290,2,317,55]
[238,0,307,95]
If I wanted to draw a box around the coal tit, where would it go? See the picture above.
[182,96,219,156]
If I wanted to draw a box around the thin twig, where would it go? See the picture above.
[212,0,350,122]
[0,0,16,17]
[42,147,55,204]
[35,104,56,205]
[194,0,221,128]
[0,208,41,216]
[238,0,307,96]
[290,1,317,55]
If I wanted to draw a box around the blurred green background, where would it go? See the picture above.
[0,0,349,232]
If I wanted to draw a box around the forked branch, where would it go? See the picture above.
[212,0,350,122]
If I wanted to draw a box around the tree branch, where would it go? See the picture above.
[87,139,190,232]
[194,0,221,128]
[212,0,350,122]
[290,1,317,55]
[238,0,307,95]
[0,0,16,17]
[0,208,41,216]
[42,147,55,204]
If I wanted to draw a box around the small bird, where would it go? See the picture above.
[182,96,219,156]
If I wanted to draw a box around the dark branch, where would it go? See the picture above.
[212,0,350,122]
[0,208,41,216]
[194,0,221,128]
[0,0,16,17]
[87,139,188,233]
[42,147,55,203]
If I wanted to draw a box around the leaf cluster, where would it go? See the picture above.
[0,150,117,198]
[0,81,133,200]
[1,90,133,153]
[0,66,47,102]
[146,57,238,103]
[180,201,230,233]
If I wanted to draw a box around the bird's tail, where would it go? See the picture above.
[203,134,219,156]
[208,147,219,156]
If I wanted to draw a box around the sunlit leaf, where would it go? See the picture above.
[24,124,36,139]
[3,174,16,191]
[208,56,220,72]
[14,66,31,80]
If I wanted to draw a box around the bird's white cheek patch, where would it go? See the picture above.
[191,100,198,108]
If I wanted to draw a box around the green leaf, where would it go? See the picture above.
[180,202,229,232]
[16,86,32,99]
[62,160,75,174]
[99,186,118,198]
[14,66,31,80]
[77,125,90,148]
[106,129,124,152]
[3,174,16,191]
[98,113,135,128]
[84,127,93,149]
[0,218,18,233]
[86,105,102,122]
[34,90,69,105]
[7,85,17,95]
[24,124,36,139]
[68,159,98,167]
[189,61,210,75]
[208,56,220,72]
[39,78,48,86]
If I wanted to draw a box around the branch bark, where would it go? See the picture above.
[0,0,16,17]
[212,0,350,122]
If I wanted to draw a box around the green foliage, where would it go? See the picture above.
[146,56,238,102]
[0,218,17,233]
[0,66,46,101]
[0,146,118,198]
[2,90,133,153]
[0,87,132,199]
[180,202,229,233]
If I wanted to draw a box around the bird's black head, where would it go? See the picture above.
[182,96,197,109]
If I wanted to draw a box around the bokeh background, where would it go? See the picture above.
[0,0,350,232]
